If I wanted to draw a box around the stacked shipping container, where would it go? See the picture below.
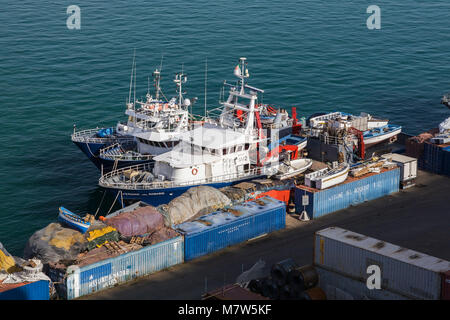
[177,196,286,261]
[295,168,400,219]
[420,142,450,176]
[49,236,184,300]
[313,227,450,300]
[0,280,50,300]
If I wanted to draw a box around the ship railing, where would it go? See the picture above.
[71,127,135,144]
[71,127,106,143]
[99,164,261,190]
[99,141,135,155]
[265,119,294,129]
[318,133,346,145]
[99,142,122,153]
[99,142,153,161]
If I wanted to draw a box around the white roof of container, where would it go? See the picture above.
[176,196,284,234]
[381,153,417,163]
[316,227,450,273]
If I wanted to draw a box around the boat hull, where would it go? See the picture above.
[101,175,265,207]
[274,159,312,180]
[316,168,349,189]
[363,128,401,148]
[58,209,90,234]
[73,140,109,169]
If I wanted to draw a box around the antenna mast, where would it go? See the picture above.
[153,69,161,100]
[239,57,247,95]
[128,50,136,104]
[133,56,136,107]
[204,57,208,118]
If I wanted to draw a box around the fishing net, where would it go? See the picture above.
[85,220,120,251]
[158,186,232,226]
[104,205,164,237]
[145,227,179,246]
[23,223,87,264]
[0,242,20,273]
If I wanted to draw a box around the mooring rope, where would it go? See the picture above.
[107,190,121,214]
[94,190,107,218]
[86,141,99,158]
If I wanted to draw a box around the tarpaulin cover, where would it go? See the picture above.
[236,259,267,284]
[145,227,179,246]
[105,205,164,237]
[96,127,114,138]
[159,186,232,226]
[23,223,87,264]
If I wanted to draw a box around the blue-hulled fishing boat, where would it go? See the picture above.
[58,207,91,234]
[99,58,309,207]
[71,56,194,171]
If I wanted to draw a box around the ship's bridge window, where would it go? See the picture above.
[236,145,243,152]
[244,143,250,150]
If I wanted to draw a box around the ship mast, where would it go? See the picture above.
[174,72,187,109]
[153,69,161,100]
[237,57,249,95]
[128,50,136,107]
[204,57,208,118]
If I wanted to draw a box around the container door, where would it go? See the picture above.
[404,162,410,180]
[442,271,450,300]
[411,160,417,178]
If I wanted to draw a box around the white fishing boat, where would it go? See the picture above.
[304,162,350,190]
[97,69,194,172]
[273,158,313,180]
[99,58,297,206]
[72,55,195,171]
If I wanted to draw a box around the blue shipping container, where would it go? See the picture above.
[421,142,450,175]
[62,236,183,299]
[177,196,286,261]
[295,168,400,219]
[0,280,50,300]
[443,147,450,177]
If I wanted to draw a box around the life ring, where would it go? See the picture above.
[192,168,198,175]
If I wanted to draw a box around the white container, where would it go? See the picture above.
[316,266,409,300]
[381,153,417,182]
[313,227,450,300]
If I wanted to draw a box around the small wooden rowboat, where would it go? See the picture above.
[58,207,91,234]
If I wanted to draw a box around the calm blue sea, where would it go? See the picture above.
[0,1,449,255]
